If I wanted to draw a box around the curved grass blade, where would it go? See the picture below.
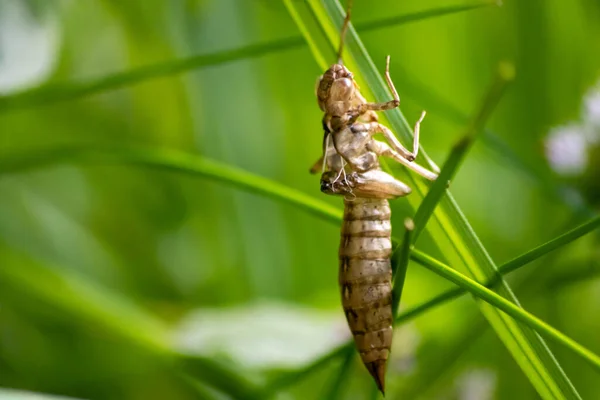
[0,37,303,112]
[394,287,464,325]
[3,145,599,357]
[0,146,342,225]
[356,1,499,33]
[391,219,414,317]
[410,249,600,373]
[176,354,265,400]
[397,214,600,322]
[390,316,488,400]
[0,1,498,112]
[0,246,262,399]
[320,346,355,400]
[300,1,581,398]
[4,145,599,394]
[500,215,600,276]
[263,343,352,395]
[412,63,514,240]
[395,66,595,218]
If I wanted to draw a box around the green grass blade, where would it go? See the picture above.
[4,146,598,341]
[4,145,598,394]
[391,219,414,317]
[389,65,595,218]
[412,63,514,240]
[299,1,581,398]
[397,214,600,323]
[320,346,355,400]
[0,1,498,112]
[0,246,171,353]
[0,146,342,225]
[176,354,265,400]
[356,1,499,32]
[394,287,464,325]
[0,38,304,112]
[0,246,261,399]
[500,215,600,276]
[263,343,352,395]
[410,249,600,373]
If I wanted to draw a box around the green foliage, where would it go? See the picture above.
[1,0,600,399]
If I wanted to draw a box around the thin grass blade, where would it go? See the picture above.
[357,0,500,32]
[396,214,600,324]
[410,249,600,373]
[263,343,352,395]
[391,219,414,317]
[320,346,356,400]
[0,246,261,399]
[302,1,581,398]
[412,63,514,240]
[3,145,598,376]
[0,1,499,112]
[500,215,600,276]
[0,146,342,224]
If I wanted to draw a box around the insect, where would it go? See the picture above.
[309,0,438,393]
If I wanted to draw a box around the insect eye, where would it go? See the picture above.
[331,78,353,100]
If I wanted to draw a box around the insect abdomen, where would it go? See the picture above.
[339,198,393,393]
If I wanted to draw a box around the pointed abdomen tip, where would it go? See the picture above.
[365,360,386,395]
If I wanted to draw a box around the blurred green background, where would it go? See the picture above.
[1,0,600,399]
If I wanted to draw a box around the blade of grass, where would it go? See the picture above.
[263,342,352,395]
[395,213,600,324]
[412,63,514,240]
[0,246,171,353]
[0,246,263,399]
[320,346,356,400]
[302,1,581,398]
[266,212,600,394]
[391,219,414,317]
[500,215,600,276]
[4,145,599,394]
[0,1,498,112]
[391,316,488,400]
[356,1,499,32]
[394,64,595,218]
[410,249,600,373]
[3,145,599,351]
[0,146,342,225]
[176,354,265,400]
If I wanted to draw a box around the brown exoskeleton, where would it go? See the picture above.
[309,0,438,394]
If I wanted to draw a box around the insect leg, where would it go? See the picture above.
[337,0,354,63]
[370,140,438,181]
[411,110,427,159]
[366,112,426,162]
[347,57,400,122]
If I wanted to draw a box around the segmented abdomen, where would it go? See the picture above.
[339,197,393,392]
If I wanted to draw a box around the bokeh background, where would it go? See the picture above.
[1,0,600,399]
